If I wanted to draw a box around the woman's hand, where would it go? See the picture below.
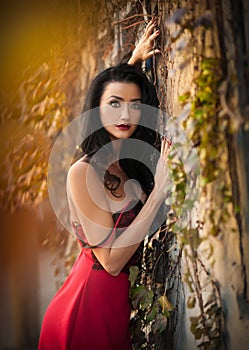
[154,136,173,201]
[128,19,161,65]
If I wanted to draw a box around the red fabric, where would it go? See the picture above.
[38,200,143,350]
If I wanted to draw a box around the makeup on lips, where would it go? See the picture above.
[116,124,131,131]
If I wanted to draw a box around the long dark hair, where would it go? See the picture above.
[78,63,161,197]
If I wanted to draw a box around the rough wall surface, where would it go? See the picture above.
[95,1,249,349]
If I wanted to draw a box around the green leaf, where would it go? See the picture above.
[129,266,140,288]
[131,286,154,310]
[146,303,159,323]
[234,205,240,213]
[178,92,191,104]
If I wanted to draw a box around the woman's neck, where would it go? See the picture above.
[109,139,123,168]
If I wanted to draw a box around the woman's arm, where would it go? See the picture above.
[127,19,161,66]
[67,138,171,276]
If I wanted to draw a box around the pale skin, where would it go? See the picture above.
[67,21,170,277]
[67,82,172,276]
[127,19,161,65]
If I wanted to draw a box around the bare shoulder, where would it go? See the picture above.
[67,159,101,186]
[67,159,109,212]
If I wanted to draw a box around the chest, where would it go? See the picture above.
[104,168,146,213]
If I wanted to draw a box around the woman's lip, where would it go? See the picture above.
[116,124,131,130]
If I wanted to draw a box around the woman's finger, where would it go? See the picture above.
[164,140,169,155]
[145,49,161,59]
[160,137,165,155]
[166,140,172,155]
[165,145,170,157]
[162,138,168,158]
[144,20,154,37]
[161,137,172,159]
[149,30,160,42]
[144,20,157,39]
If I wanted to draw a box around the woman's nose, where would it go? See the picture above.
[120,103,130,121]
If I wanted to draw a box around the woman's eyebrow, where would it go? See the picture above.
[107,95,141,102]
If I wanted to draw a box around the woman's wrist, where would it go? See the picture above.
[127,54,141,66]
[150,186,166,205]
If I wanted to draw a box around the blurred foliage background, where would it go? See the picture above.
[1,1,249,349]
[0,0,102,211]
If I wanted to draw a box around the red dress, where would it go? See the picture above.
[38,200,143,350]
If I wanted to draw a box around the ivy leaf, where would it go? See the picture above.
[146,303,159,323]
[131,285,154,310]
[178,92,191,105]
[193,11,213,29]
[152,314,168,334]
[166,7,187,25]
[187,296,196,309]
[190,316,202,340]
[158,295,174,316]
[129,265,140,289]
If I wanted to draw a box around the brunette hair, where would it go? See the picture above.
[78,63,161,197]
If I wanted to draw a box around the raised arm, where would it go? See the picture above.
[67,138,172,276]
[128,19,161,66]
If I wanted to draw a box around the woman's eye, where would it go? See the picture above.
[109,101,121,108]
[130,103,141,110]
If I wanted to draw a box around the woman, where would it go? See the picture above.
[39,20,171,350]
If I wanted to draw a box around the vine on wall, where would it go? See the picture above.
[127,2,234,349]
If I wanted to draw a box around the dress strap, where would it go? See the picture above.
[72,200,131,249]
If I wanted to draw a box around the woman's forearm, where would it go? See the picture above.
[103,188,164,275]
[112,188,162,247]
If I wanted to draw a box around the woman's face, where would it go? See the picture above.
[99,82,141,140]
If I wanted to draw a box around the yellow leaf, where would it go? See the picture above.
[158,295,174,313]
